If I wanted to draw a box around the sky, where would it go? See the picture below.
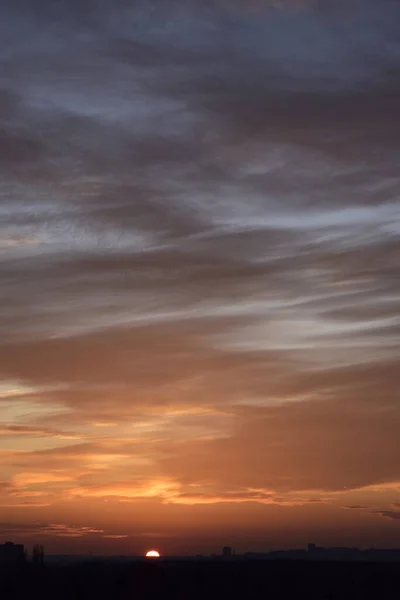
[0,0,399,556]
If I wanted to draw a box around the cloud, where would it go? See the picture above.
[374,511,400,521]
[68,479,181,501]
[43,524,105,538]
[1,351,399,500]
[13,473,75,487]
[157,365,400,493]
[0,423,79,439]
[0,0,399,550]
[0,522,107,538]
[164,489,324,506]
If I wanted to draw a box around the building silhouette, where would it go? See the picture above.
[0,542,25,567]
[32,544,45,565]
[222,546,233,558]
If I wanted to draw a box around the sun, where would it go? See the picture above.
[145,550,160,558]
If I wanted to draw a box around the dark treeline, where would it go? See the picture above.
[2,559,400,599]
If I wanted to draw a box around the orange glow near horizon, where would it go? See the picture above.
[146,550,160,558]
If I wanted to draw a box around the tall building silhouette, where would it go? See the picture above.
[0,542,25,567]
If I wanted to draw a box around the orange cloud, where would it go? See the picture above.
[13,473,75,487]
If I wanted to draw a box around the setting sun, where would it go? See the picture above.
[145,550,160,558]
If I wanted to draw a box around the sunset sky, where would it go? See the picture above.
[1,0,399,556]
